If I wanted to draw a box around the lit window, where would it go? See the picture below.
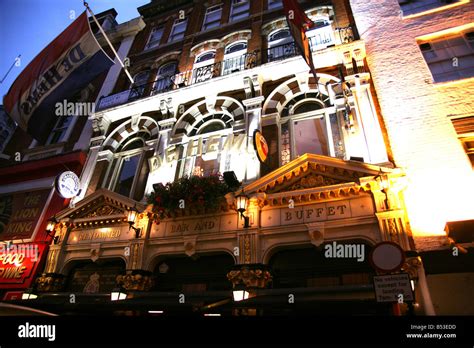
[267,29,296,62]
[46,116,72,145]
[112,139,150,200]
[153,62,177,94]
[419,31,474,83]
[230,0,250,22]
[202,4,222,31]
[168,18,188,42]
[278,101,346,165]
[268,0,283,10]
[222,42,247,75]
[145,26,164,50]
[399,0,463,16]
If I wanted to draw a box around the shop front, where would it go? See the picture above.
[21,153,426,316]
[0,151,86,300]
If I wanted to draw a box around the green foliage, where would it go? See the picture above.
[147,175,232,219]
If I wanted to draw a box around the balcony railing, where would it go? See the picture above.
[97,25,356,111]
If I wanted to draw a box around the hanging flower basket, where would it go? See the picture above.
[147,175,232,223]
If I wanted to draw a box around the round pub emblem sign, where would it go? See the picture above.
[253,130,269,163]
[55,171,80,199]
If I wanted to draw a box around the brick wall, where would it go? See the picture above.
[349,0,474,243]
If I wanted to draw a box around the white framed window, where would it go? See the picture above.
[268,0,283,10]
[202,4,222,31]
[145,26,164,50]
[168,18,188,43]
[306,17,335,51]
[111,139,151,200]
[153,62,177,94]
[230,0,250,22]
[419,31,474,83]
[222,41,247,75]
[267,28,296,62]
[192,51,216,83]
[46,116,73,145]
[278,102,346,165]
[399,0,463,16]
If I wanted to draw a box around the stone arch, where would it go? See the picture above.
[190,39,221,57]
[151,51,181,69]
[262,18,288,37]
[219,30,252,48]
[171,96,245,137]
[306,5,335,19]
[60,255,127,276]
[262,236,377,264]
[102,116,159,152]
[262,73,341,115]
[144,249,237,273]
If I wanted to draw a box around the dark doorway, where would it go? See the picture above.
[152,253,235,292]
[65,258,126,294]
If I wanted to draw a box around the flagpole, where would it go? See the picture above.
[83,1,134,84]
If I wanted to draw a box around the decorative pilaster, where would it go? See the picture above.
[346,72,388,164]
[243,95,265,181]
[237,232,259,264]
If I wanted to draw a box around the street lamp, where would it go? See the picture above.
[235,193,250,228]
[45,218,57,237]
[127,205,142,238]
[110,286,128,301]
[232,284,249,302]
[22,288,38,300]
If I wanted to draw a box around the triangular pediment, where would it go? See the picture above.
[244,154,392,194]
[55,189,145,222]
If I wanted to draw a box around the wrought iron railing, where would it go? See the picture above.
[97,25,357,111]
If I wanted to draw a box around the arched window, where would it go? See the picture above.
[267,29,296,62]
[110,137,151,200]
[222,41,247,75]
[129,70,150,100]
[279,97,345,165]
[193,51,216,83]
[153,61,177,94]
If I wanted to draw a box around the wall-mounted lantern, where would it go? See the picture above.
[127,205,142,238]
[235,192,250,228]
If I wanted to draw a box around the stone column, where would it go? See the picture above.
[243,96,265,181]
[346,73,388,164]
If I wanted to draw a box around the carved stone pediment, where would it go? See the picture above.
[244,154,390,195]
[55,189,145,223]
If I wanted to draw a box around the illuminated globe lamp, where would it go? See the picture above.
[127,205,142,238]
[235,192,250,228]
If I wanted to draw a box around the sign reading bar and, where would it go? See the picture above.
[0,189,51,241]
[373,273,414,303]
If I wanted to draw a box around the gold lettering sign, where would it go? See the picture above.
[69,229,122,243]
[262,197,375,228]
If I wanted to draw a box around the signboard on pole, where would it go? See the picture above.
[373,273,414,303]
